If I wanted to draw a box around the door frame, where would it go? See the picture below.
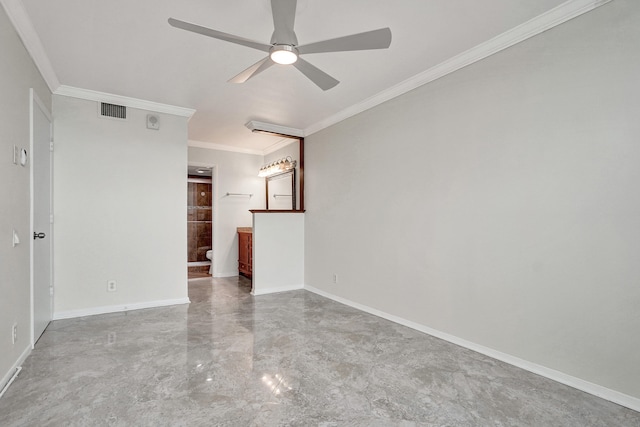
[29,88,53,348]
[188,162,217,276]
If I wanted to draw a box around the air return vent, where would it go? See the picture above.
[100,102,127,119]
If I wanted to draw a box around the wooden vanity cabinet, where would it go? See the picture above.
[238,228,252,278]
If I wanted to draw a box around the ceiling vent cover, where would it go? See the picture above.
[100,102,127,119]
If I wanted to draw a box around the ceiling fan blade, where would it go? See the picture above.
[270,0,298,45]
[228,56,275,83]
[168,18,271,52]
[293,58,339,91]
[297,28,392,55]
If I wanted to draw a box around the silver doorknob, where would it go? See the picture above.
[33,232,46,240]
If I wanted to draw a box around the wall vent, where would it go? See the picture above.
[100,102,127,119]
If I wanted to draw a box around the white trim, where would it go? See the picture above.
[187,261,211,267]
[29,88,53,349]
[2,0,611,147]
[211,164,219,277]
[304,0,613,136]
[189,138,298,156]
[187,160,217,276]
[0,0,60,92]
[245,121,304,137]
[29,89,34,349]
[188,139,264,156]
[52,298,190,320]
[304,285,640,413]
[0,345,30,399]
[54,85,195,118]
[0,367,21,400]
[263,138,297,156]
[215,271,241,278]
[251,284,304,296]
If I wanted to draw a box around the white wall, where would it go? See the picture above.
[305,0,640,403]
[187,147,265,277]
[53,95,189,317]
[252,212,304,295]
[0,5,51,389]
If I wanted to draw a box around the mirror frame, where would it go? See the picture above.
[251,134,304,213]
[265,169,296,210]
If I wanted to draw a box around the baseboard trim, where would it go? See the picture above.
[187,261,211,267]
[252,284,304,296]
[53,297,191,320]
[0,345,30,399]
[304,285,640,413]
[215,271,241,278]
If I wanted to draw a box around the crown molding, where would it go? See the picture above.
[263,138,297,156]
[189,136,297,156]
[188,140,264,156]
[1,0,60,92]
[54,85,195,118]
[305,0,612,136]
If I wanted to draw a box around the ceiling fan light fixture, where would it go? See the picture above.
[270,45,298,65]
[169,1,392,90]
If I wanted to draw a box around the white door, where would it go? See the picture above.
[31,90,53,346]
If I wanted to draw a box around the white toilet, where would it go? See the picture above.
[206,250,213,275]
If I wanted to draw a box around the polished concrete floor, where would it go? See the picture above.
[1,277,638,426]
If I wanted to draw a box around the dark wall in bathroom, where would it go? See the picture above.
[187,177,212,263]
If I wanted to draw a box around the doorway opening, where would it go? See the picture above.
[187,165,213,279]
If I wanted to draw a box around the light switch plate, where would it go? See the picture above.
[12,145,19,165]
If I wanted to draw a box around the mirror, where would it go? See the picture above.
[257,135,304,211]
[266,170,296,210]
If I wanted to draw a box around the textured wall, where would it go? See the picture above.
[305,0,640,400]
[53,95,189,315]
[0,5,51,389]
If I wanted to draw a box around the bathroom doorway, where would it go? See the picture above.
[187,165,213,279]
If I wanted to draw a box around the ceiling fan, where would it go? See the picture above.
[168,0,392,91]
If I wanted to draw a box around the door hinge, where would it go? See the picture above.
[49,214,54,224]
[50,141,54,151]
[49,286,54,296]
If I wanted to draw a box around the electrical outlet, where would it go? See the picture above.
[12,323,17,344]
[107,280,117,292]
[333,273,338,284]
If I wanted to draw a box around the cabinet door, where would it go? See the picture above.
[247,234,253,274]
[238,232,252,277]
[238,233,248,263]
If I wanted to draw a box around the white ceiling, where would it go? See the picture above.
[8,0,580,153]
